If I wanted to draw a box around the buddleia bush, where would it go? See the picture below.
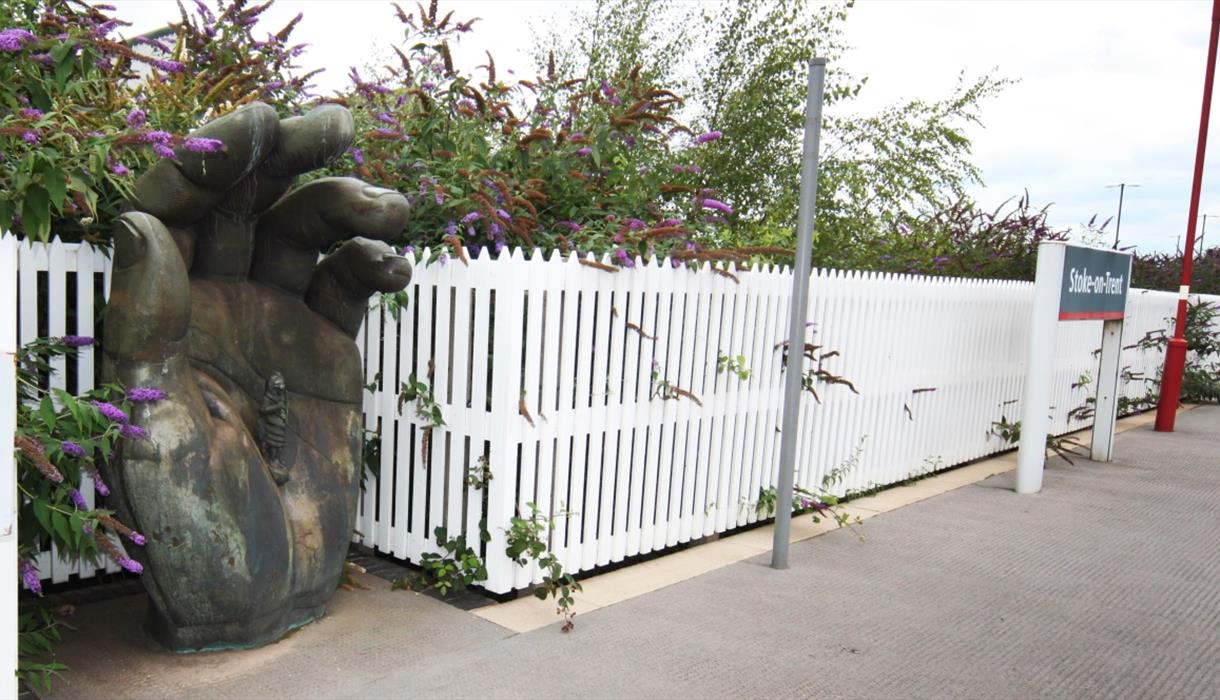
[317,1,764,269]
[13,336,161,691]
[0,0,312,244]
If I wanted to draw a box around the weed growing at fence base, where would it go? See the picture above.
[746,437,867,541]
[506,503,582,632]
[393,527,490,597]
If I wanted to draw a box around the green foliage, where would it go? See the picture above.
[1132,247,1220,296]
[649,360,702,405]
[402,527,489,596]
[988,405,1086,464]
[398,373,445,428]
[741,437,865,539]
[754,486,777,517]
[506,502,582,631]
[464,454,493,490]
[550,0,1012,271]
[317,1,729,268]
[717,353,751,381]
[818,193,1078,280]
[1139,300,1220,403]
[17,605,67,694]
[15,336,152,689]
[0,0,311,243]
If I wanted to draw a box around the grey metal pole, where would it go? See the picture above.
[772,58,827,569]
[1106,182,1139,249]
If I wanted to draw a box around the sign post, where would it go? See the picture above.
[1016,242,1132,494]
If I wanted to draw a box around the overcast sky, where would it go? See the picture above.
[109,0,1220,255]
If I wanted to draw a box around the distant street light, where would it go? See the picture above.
[1106,183,1140,249]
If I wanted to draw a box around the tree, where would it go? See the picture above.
[543,0,1010,266]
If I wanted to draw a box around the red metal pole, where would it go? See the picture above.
[1156,0,1220,431]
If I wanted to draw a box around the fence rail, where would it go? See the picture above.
[8,237,1216,591]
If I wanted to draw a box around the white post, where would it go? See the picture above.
[1016,242,1066,494]
[1,235,18,700]
[1091,318,1125,461]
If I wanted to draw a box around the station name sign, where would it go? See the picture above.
[1058,245,1132,321]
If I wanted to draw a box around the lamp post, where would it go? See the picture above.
[1106,183,1140,249]
[1156,0,1220,432]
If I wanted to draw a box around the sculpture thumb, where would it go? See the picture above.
[104,212,191,366]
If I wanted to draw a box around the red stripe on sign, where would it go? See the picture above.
[1058,311,1125,321]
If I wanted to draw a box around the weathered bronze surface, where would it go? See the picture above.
[101,102,411,651]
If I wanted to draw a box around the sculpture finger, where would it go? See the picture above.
[304,238,412,337]
[103,212,192,366]
[250,178,410,295]
[172,101,281,193]
[260,104,355,179]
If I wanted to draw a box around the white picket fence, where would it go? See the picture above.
[7,237,1215,591]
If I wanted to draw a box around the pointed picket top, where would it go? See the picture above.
[528,247,546,262]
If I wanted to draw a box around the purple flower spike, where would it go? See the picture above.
[350,147,364,165]
[91,401,128,423]
[126,387,167,403]
[119,557,143,574]
[93,477,110,497]
[154,59,184,73]
[110,161,129,176]
[614,249,636,268]
[20,559,41,595]
[61,441,86,458]
[0,28,36,53]
[495,208,512,221]
[143,130,172,145]
[21,130,38,144]
[576,147,591,157]
[695,130,723,144]
[61,335,94,347]
[152,143,176,159]
[182,137,225,154]
[68,488,88,511]
[126,108,146,128]
[129,531,147,546]
[461,211,481,224]
[120,424,150,440]
[19,108,42,119]
[700,198,733,215]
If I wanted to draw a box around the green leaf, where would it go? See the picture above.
[51,511,72,549]
[20,185,51,241]
[39,396,57,431]
[32,500,52,534]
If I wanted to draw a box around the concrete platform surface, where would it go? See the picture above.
[45,406,1220,699]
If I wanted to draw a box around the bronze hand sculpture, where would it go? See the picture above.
[101,102,411,651]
